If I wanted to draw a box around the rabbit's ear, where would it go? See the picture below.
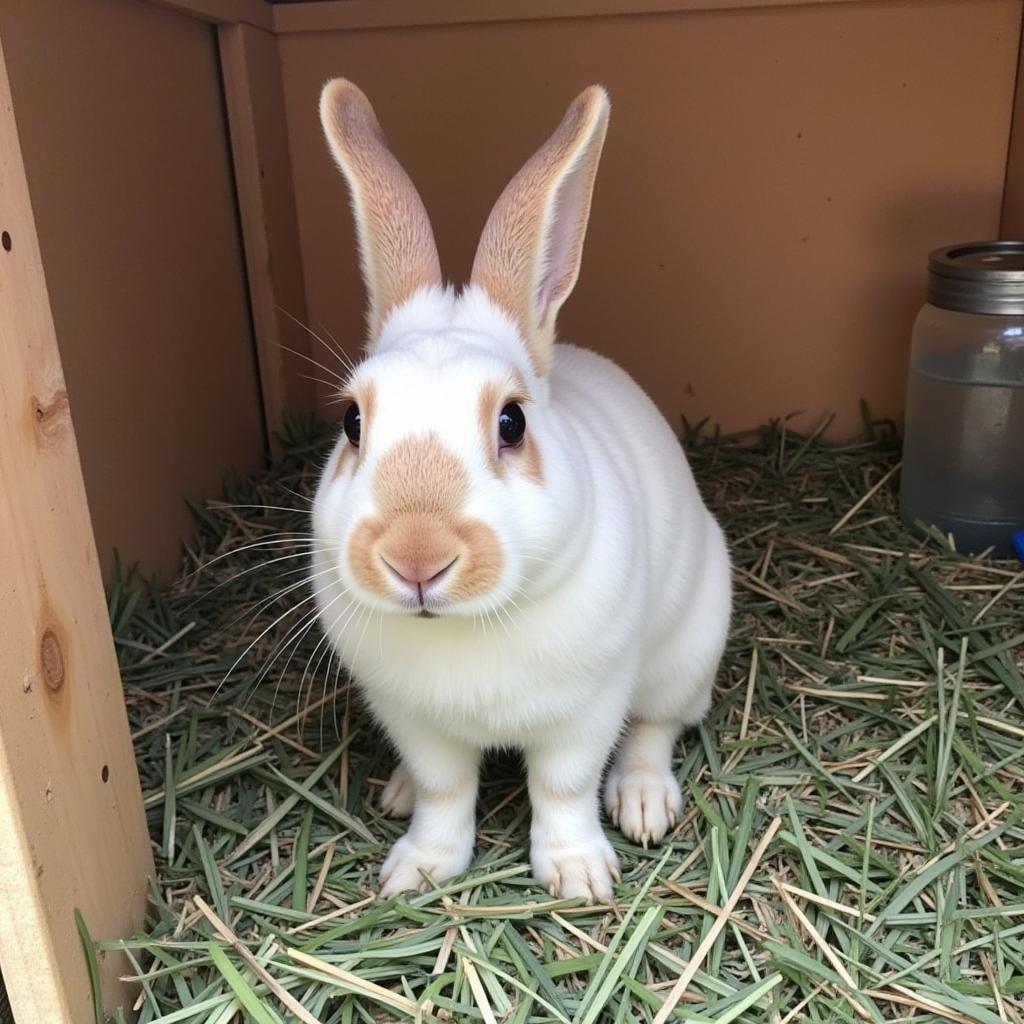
[471,86,609,377]
[320,79,442,343]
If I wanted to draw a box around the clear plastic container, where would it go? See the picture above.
[900,242,1024,556]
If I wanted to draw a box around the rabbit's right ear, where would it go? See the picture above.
[320,79,442,344]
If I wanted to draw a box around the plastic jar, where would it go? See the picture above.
[900,241,1024,556]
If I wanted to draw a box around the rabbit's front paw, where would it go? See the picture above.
[379,834,472,895]
[604,766,682,845]
[531,831,620,903]
[380,764,415,818]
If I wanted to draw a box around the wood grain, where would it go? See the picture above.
[0,30,153,1024]
[220,21,316,444]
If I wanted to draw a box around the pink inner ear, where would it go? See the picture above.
[535,151,592,326]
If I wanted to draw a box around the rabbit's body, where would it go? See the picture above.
[316,296,727,749]
[312,81,730,900]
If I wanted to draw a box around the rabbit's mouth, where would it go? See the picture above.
[417,609,439,620]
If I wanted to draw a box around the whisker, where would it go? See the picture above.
[492,604,514,641]
[509,585,540,610]
[499,599,525,633]
[237,589,339,696]
[329,647,347,744]
[315,319,359,376]
[207,502,313,517]
[277,306,357,376]
[219,565,341,640]
[208,582,339,705]
[317,644,338,751]
[238,610,317,719]
[292,591,354,736]
[332,600,366,663]
[182,536,322,582]
[249,604,329,720]
[349,604,376,677]
[297,598,356,737]
[297,372,346,395]
[279,486,316,507]
[184,550,339,614]
[274,340,349,387]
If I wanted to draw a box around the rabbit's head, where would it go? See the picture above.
[313,80,609,618]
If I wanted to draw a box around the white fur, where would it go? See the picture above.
[312,285,731,900]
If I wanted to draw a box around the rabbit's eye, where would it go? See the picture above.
[344,402,361,446]
[498,402,526,447]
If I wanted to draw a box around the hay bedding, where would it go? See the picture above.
[93,414,1024,1024]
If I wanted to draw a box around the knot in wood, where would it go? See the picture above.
[40,629,65,693]
[31,389,70,444]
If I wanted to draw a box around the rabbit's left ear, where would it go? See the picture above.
[470,86,609,377]
[320,79,442,344]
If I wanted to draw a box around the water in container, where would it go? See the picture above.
[900,243,1024,556]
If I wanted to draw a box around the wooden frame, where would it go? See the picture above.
[272,0,883,33]
[150,0,272,29]
[219,21,314,447]
[0,32,152,1024]
[144,0,316,450]
[152,0,967,35]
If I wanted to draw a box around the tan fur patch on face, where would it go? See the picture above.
[348,516,388,596]
[478,382,504,477]
[360,381,376,436]
[375,434,468,518]
[478,379,544,485]
[449,519,503,600]
[518,433,544,485]
[334,444,356,480]
[347,434,504,605]
[333,381,376,480]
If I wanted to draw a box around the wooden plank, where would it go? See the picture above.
[1000,8,1024,237]
[0,29,154,1024]
[146,0,273,30]
[274,0,875,33]
[219,22,315,443]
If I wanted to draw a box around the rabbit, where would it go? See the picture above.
[311,79,732,901]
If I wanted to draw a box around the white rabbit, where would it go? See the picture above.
[311,79,731,901]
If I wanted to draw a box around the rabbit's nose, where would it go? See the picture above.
[375,515,462,603]
[379,553,458,589]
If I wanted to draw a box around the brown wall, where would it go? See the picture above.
[1,0,265,579]
[279,0,1022,438]
[3,0,1021,579]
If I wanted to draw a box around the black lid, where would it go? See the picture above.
[928,241,1024,315]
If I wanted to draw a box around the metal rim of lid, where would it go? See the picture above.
[927,240,1024,315]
